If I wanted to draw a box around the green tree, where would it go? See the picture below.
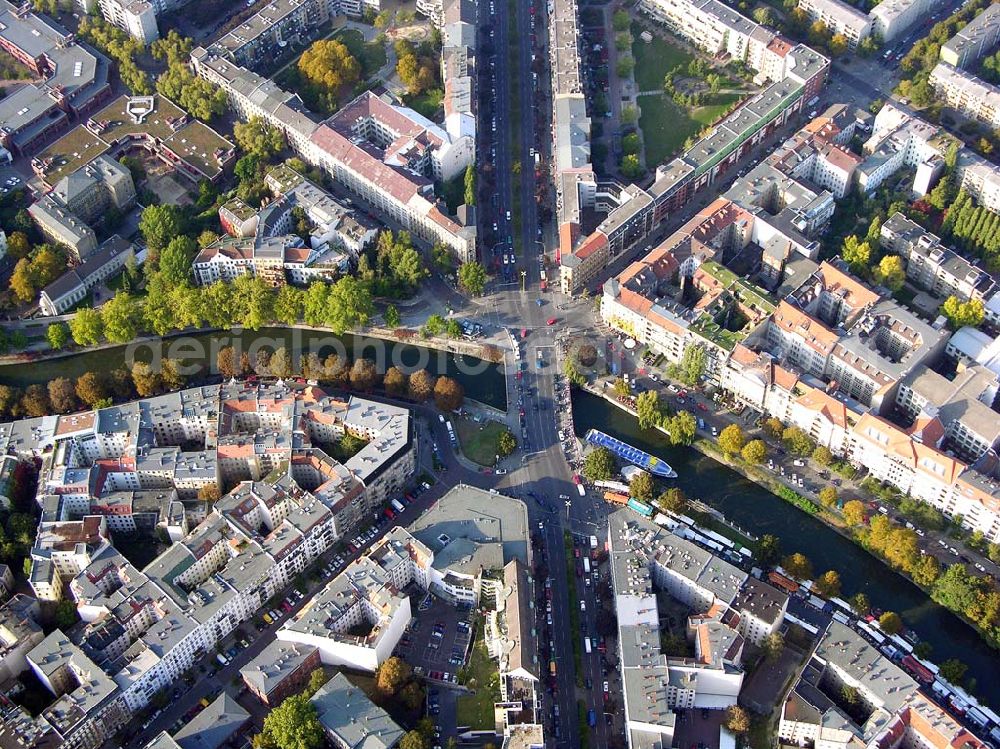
[938,658,968,685]
[433,375,464,411]
[741,439,766,464]
[262,694,325,749]
[612,8,629,30]
[629,471,654,501]
[70,308,104,346]
[622,133,641,156]
[762,417,784,440]
[458,261,487,295]
[233,116,286,159]
[583,447,616,481]
[819,486,838,507]
[139,204,185,256]
[752,6,775,25]
[668,344,706,386]
[814,569,841,597]
[46,323,70,350]
[101,292,141,343]
[850,592,871,615]
[620,105,638,126]
[843,499,866,526]
[940,296,985,329]
[620,153,642,178]
[718,424,745,455]
[782,426,815,456]
[274,285,304,326]
[811,445,833,466]
[666,410,697,446]
[231,275,274,331]
[304,668,327,698]
[878,611,903,635]
[656,487,687,514]
[635,390,661,430]
[463,163,476,206]
[150,29,193,64]
[54,599,79,630]
[497,429,517,457]
[75,372,109,407]
[384,304,401,328]
[376,656,412,696]
[873,255,905,291]
[757,534,781,566]
[298,39,361,92]
[782,552,813,580]
[325,276,372,333]
[841,235,871,274]
[399,731,429,749]
[762,631,784,661]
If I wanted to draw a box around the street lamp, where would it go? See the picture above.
[565,500,572,519]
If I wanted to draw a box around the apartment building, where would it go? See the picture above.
[192,47,477,262]
[310,673,404,749]
[896,364,1000,462]
[870,0,946,42]
[488,558,543,739]
[28,154,134,262]
[0,595,44,684]
[860,103,1000,213]
[780,622,921,747]
[40,235,137,316]
[798,0,872,49]
[879,212,995,302]
[765,260,949,409]
[940,2,1000,68]
[10,382,415,605]
[559,45,829,292]
[549,0,596,262]
[608,509,788,749]
[196,167,375,286]
[26,198,98,258]
[930,62,1000,129]
[0,0,113,155]
[96,0,159,43]
[213,0,331,70]
[25,630,131,749]
[639,0,771,62]
[240,640,322,706]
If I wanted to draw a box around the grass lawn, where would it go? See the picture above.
[631,21,694,92]
[456,627,500,730]
[404,89,444,120]
[337,28,388,78]
[638,93,740,167]
[454,418,506,466]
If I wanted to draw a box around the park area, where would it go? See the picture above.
[274,28,388,114]
[454,417,507,466]
[456,627,501,730]
[631,22,748,167]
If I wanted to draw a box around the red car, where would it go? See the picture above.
[547,318,557,325]
[696,403,708,412]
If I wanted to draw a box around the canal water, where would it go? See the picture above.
[572,388,1000,710]
[0,329,508,410]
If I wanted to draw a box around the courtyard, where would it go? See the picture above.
[631,21,752,168]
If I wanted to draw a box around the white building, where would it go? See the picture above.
[870,0,946,42]
[798,0,872,48]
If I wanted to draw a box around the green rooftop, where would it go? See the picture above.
[35,127,110,186]
[690,312,745,351]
